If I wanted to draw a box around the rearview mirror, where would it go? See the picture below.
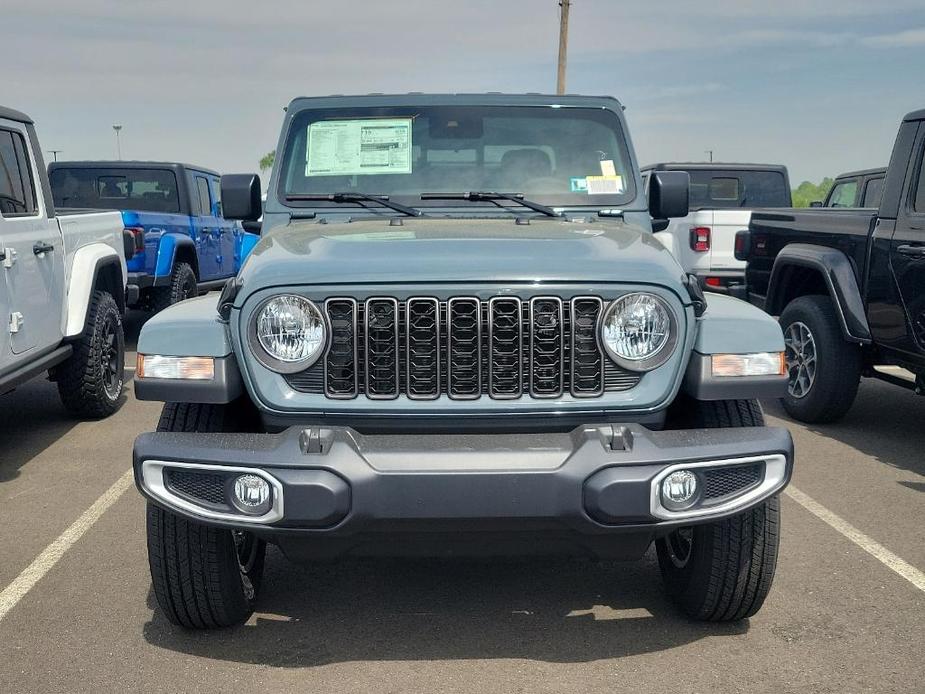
[221,174,262,221]
[809,201,823,208]
[649,171,690,220]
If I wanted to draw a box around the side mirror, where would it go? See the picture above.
[221,173,262,221]
[809,201,823,208]
[649,171,690,220]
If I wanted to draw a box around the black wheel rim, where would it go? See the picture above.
[100,314,123,400]
[180,276,195,301]
[666,527,694,569]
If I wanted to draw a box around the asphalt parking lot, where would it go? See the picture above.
[1,314,923,694]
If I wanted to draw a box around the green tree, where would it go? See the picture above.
[259,150,275,172]
[791,177,833,207]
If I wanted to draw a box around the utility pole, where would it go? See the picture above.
[705,149,714,163]
[48,150,62,162]
[113,124,123,160]
[556,0,571,95]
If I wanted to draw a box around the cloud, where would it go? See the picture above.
[861,28,925,47]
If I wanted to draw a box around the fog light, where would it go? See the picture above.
[661,470,699,510]
[232,474,271,514]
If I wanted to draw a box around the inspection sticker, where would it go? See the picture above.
[570,177,588,192]
[306,118,412,176]
[586,175,623,194]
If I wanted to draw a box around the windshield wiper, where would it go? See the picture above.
[285,192,422,217]
[421,191,561,218]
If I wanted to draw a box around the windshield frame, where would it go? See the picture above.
[273,100,639,214]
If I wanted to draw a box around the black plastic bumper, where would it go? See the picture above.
[134,423,793,557]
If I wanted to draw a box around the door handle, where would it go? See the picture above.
[33,241,54,255]
[897,244,925,257]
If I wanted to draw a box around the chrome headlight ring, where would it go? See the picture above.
[248,294,327,374]
[600,292,678,372]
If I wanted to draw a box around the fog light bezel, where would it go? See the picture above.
[141,460,284,524]
[650,455,787,521]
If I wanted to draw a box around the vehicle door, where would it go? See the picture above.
[209,174,236,276]
[189,171,221,280]
[889,123,925,358]
[0,121,64,363]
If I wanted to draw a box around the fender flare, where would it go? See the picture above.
[65,244,126,337]
[766,243,871,343]
[153,233,198,281]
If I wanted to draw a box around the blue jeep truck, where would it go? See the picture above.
[48,161,259,311]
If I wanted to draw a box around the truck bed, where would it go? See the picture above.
[746,207,877,300]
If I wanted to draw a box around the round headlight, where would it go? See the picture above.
[601,293,676,371]
[251,295,325,372]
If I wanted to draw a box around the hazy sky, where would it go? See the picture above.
[3,0,923,185]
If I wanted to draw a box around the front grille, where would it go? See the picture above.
[703,464,763,501]
[286,295,643,400]
[164,469,226,506]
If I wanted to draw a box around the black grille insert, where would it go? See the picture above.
[365,298,399,398]
[164,469,227,507]
[703,464,763,501]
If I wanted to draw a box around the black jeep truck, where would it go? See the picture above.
[740,108,925,423]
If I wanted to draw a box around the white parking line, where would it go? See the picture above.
[786,485,925,593]
[0,469,134,624]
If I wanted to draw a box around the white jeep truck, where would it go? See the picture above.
[0,106,129,417]
[642,163,791,297]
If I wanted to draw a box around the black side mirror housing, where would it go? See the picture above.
[221,174,262,221]
[809,201,823,208]
[649,171,690,220]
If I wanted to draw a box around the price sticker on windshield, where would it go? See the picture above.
[306,118,413,176]
[586,175,623,194]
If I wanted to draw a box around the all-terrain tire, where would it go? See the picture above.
[657,398,780,621]
[56,289,124,418]
[778,295,862,423]
[147,402,266,629]
[150,262,197,313]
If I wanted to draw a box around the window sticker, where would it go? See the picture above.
[599,159,617,177]
[586,175,624,195]
[570,177,588,192]
[306,118,413,176]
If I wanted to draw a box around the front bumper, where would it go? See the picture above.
[134,423,793,556]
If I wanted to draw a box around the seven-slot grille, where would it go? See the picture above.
[286,295,642,400]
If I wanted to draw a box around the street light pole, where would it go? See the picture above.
[556,0,571,95]
[112,125,123,160]
[48,150,62,162]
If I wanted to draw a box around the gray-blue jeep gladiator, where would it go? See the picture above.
[132,93,793,629]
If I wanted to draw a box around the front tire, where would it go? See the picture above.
[150,262,197,313]
[779,295,861,423]
[56,289,124,418]
[658,399,781,621]
[147,402,266,629]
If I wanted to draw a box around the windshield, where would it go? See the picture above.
[278,105,636,210]
[686,169,790,209]
[49,167,181,213]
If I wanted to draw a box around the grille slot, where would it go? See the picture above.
[285,294,643,399]
[364,298,399,399]
[570,297,604,397]
[530,297,564,398]
[447,297,482,399]
[164,469,227,506]
[407,298,440,399]
[324,298,358,398]
[703,464,763,501]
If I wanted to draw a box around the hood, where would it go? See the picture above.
[237,216,688,296]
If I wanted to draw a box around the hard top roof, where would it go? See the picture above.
[0,105,34,124]
[641,162,787,172]
[834,167,887,179]
[49,160,220,177]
